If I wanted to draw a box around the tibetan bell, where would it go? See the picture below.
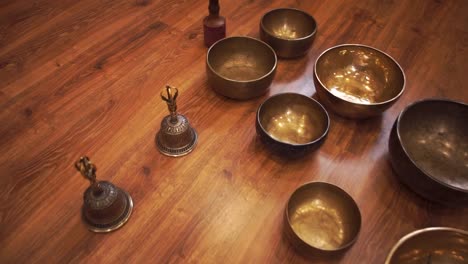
[155,85,198,157]
[75,156,133,233]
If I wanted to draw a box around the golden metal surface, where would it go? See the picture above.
[399,100,468,190]
[265,108,317,144]
[385,227,468,264]
[257,93,329,146]
[261,8,315,39]
[260,8,317,58]
[208,37,274,81]
[286,182,361,252]
[389,99,468,205]
[314,44,405,118]
[206,36,277,100]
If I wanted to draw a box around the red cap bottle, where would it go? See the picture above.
[203,0,226,47]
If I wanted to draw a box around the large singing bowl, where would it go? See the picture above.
[314,44,405,118]
[206,36,277,100]
[389,99,468,205]
[385,227,468,264]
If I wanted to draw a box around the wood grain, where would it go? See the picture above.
[1,0,467,263]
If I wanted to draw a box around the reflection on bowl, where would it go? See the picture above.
[389,99,468,205]
[314,44,405,118]
[256,93,329,154]
[286,182,361,252]
[385,227,468,264]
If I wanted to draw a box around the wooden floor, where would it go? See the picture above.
[1,0,467,263]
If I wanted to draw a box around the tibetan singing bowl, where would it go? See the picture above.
[389,99,468,205]
[206,36,277,100]
[314,44,405,118]
[385,227,468,264]
[286,182,361,252]
[256,93,329,154]
[260,8,317,58]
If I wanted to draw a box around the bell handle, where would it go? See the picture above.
[161,85,179,123]
[75,156,102,195]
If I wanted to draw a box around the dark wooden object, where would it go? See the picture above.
[203,0,226,47]
[0,0,467,263]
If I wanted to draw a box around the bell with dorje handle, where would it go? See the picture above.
[156,85,198,157]
[75,156,133,233]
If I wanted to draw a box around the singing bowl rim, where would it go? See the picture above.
[384,227,468,264]
[260,8,317,41]
[256,93,330,147]
[395,98,468,193]
[314,43,406,106]
[206,35,278,83]
[285,181,362,252]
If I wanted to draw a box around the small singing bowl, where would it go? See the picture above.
[260,8,317,58]
[286,182,361,252]
[206,36,277,100]
[389,99,468,205]
[256,93,329,154]
[385,227,468,264]
[314,44,405,118]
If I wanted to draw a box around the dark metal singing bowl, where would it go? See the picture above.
[286,182,361,252]
[389,99,468,205]
[314,44,405,118]
[385,227,468,264]
[256,93,329,153]
[260,8,317,58]
[206,36,277,100]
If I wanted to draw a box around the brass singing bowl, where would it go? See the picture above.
[314,44,405,118]
[206,36,277,100]
[286,182,361,252]
[385,227,468,264]
[256,93,329,154]
[389,99,468,205]
[260,8,317,58]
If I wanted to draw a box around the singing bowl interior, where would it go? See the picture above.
[261,8,316,40]
[207,37,276,81]
[315,44,404,105]
[286,182,361,251]
[385,227,468,264]
[257,93,328,145]
[397,100,468,191]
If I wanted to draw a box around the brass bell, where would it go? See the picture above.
[75,156,133,233]
[156,85,198,157]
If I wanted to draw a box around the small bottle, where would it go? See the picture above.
[203,0,226,47]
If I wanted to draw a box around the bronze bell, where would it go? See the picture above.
[156,85,198,157]
[75,156,133,233]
